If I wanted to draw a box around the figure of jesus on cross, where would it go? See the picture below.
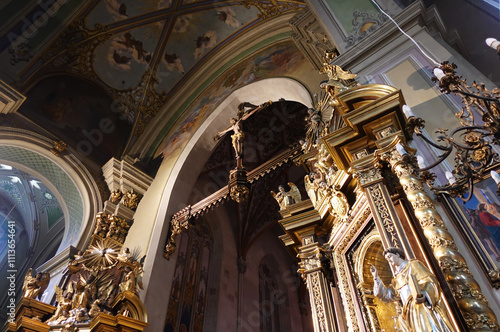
[214,101,271,169]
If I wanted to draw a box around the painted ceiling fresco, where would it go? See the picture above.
[152,40,317,159]
[3,0,305,157]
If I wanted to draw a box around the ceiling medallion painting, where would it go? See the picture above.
[21,0,305,153]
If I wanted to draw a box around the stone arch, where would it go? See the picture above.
[0,127,102,252]
[140,77,312,332]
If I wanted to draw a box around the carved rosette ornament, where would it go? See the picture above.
[378,140,500,331]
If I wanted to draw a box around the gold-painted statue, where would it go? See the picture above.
[47,286,74,325]
[271,183,302,210]
[23,268,50,299]
[122,189,140,210]
[319,63,357,98]
[118,264,143,295]
[370,247,457,332]
[93,212,109,237]
[110,189,123,204]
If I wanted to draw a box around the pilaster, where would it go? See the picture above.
[297,234,337,332]
[350,157,412,257]
[101,157,153,220]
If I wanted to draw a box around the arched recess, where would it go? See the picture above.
[355,233,399,332]
[139,77,312,332]
[0,127,102,252]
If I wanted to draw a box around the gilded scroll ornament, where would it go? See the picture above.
[310,272,328,332]
[122,189,141,210]
[353,167,383,187]
[230,184,250,203]
[110,189,123,204]
[50,140,67,157]
[328,188,349,221]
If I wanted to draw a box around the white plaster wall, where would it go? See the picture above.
[128,78,313,332]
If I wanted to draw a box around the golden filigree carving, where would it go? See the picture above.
[110,189,123,204]
[419,216,445,228]
[50,140,67,157]
[438,256,470,274]
[333,201,371,332]
[328,188,349,221]
[241,0,302,20]
[41,19,112,78]
[353,167,383,187]
[487,269,500,288]
[164,206,191,259]
[121,189,141,210]
[428,236,458,250]
[367,185,400,248]
[335,252,359,332]
[453,284,487,302]
[463,313,499,331]
[115,69,168,135]
[310,272,328,332]
[92,213,129,244]
[230,184,250,203]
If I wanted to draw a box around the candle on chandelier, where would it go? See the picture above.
[396,143,407,156]
[402,105,415,118]
[486,38,500,51]
[433,68,446,81]
[445,171,456,185]
[416,155,426,169]
[491,170,500,185]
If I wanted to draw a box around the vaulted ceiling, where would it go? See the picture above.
[1,0,312,166]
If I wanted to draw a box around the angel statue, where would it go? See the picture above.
[319,63,357,98]
[23,268,50,299]
[304,169,327,207]
[119,265,144,294]
[47,286,74,325]
[271,183,302,210]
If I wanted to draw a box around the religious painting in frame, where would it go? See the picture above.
[442,174,500,288]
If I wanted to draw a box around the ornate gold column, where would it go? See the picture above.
[377,139,499,331]
[298,233,337,332]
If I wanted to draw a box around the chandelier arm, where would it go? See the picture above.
[413,132,454,171]
[452,89,500,103]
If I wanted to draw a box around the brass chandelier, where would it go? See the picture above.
[404,61,500,201]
